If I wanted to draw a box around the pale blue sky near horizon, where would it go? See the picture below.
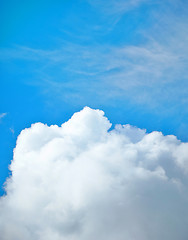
[0,0,188,195]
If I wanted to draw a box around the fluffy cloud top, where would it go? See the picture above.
[1,107,188,240]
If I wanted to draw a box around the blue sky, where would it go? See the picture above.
[0,0,188,195]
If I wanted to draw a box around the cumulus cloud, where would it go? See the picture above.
[1,107,188,240]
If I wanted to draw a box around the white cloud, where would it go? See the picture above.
[0,113,7,120]
[1,107,188,240]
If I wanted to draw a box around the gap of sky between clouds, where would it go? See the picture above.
[0,0,188,195]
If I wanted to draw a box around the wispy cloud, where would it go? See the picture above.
[3,37,186,109]
[9,128,15,135]
[1,0,188,110]
[87,0,148,15]
[0,113,7,121]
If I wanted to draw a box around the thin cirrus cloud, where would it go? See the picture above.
[0,107,188,240]
[0,113,7,121]
[4,35,187,108]
[1,0,188,109]
[87,0,148,15]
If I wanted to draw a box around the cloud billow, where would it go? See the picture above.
[0,107,188,240]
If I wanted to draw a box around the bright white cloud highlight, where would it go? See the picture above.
[0,107,188,240]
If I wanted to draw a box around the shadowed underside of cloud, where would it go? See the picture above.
[1,107,188,240]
